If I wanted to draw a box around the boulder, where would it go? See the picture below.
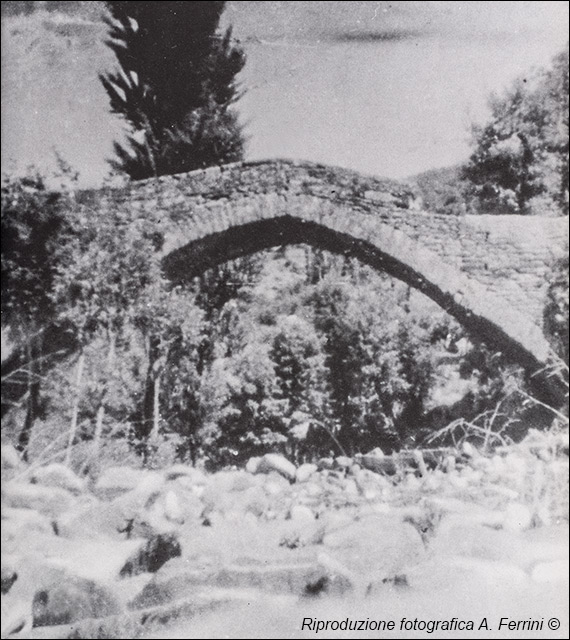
[212,560,352,596]
[531,558,569,583]
[32,575,120,627]
[31,538,149,583]
[2,482,75,518]
[1,444,22,475]
[461,441,478,458]
[279,520,326,550]
[288,505,315,523]
[406,556,528,592]
[1,561,18,594]
[99,473,166,537]
[56,499,130,540]
[132,486,204,534]
[317,457,334,471]
[502,502,533,532]
[1,596,32,638]
[430,517,532,567]
[129,556,222,609]
[60,481,175,541]
[353,468,390,500]
[132,556,353,605]
[246,457,262,474]
[239,486,271,518]
[163,465,207,484]
[94,467,162,501]
[30,463,85,495]
[255,454,296,482]
[120,533,182,578]
[323,514,424,580]
[201,475,269,519]
[357,453,398,476]
[161,490,185,525]
[263,472,291,496]
[334,456,353,470]
[295,463,318,483]
[2,507,55,540]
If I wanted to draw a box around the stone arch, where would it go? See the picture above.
[162,212,548,372]
[147,160,566,380]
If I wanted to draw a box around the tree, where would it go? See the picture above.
[463,45,569,215]
[98,2,249,456]
[100,1,246,179]
[1,172,75,456]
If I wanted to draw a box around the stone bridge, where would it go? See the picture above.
[87,159,567,376]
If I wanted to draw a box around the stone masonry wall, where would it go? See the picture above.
[78,160,569,370]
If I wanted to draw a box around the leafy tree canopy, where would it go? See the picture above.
[463,45,569,215]
[100,1,246,179]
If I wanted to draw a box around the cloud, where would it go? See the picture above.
[330,29,420,43]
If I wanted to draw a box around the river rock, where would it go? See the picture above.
[211,560,351,595]
[246,457,262,474]
[1,561,18,594]
[1,444,21,468]
[32,574,120,627]
[1,595,32,638]
[406,555,528,592]
[334,456,353,470]
[430,517,530,566]
[1,444,22,477]
[357,454,398,476]
[164,465,207,484]
[255,454,296,482]
[133,555,353,599]
[30,463,85,495]
[289,505,315,523]
[94,467,162,501]
[502,502,533,532]
[2,482,75,518]
[137,487,204,533]
[24,538,150,585]
[56,497,136,540]
[120,533,182,577]
[323,513,424,580]
[104,473,167,536]
[317,457,334,470]
[2,506,55,540]
[129,555,222,609]
[531,558,569,583]
[295,463,318,483]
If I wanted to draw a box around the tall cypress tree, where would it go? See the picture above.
[100,1,246,179]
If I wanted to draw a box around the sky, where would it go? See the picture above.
[1,1,569,185]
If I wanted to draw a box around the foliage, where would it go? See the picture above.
[1,1,101,17]
[411,165,470,216]
[543,254,569,364]
[463,45,569,215]
[98,2,250,450]
[184,265,453,467]
[100,1,246,179]
[1,169,77,457]
[1,172,72,340]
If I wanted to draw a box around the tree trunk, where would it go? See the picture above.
[17,334,43,462]
[151,373,161,439]
[138,335,159,439]
[65,352,85,466]
[92,404,106,456]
